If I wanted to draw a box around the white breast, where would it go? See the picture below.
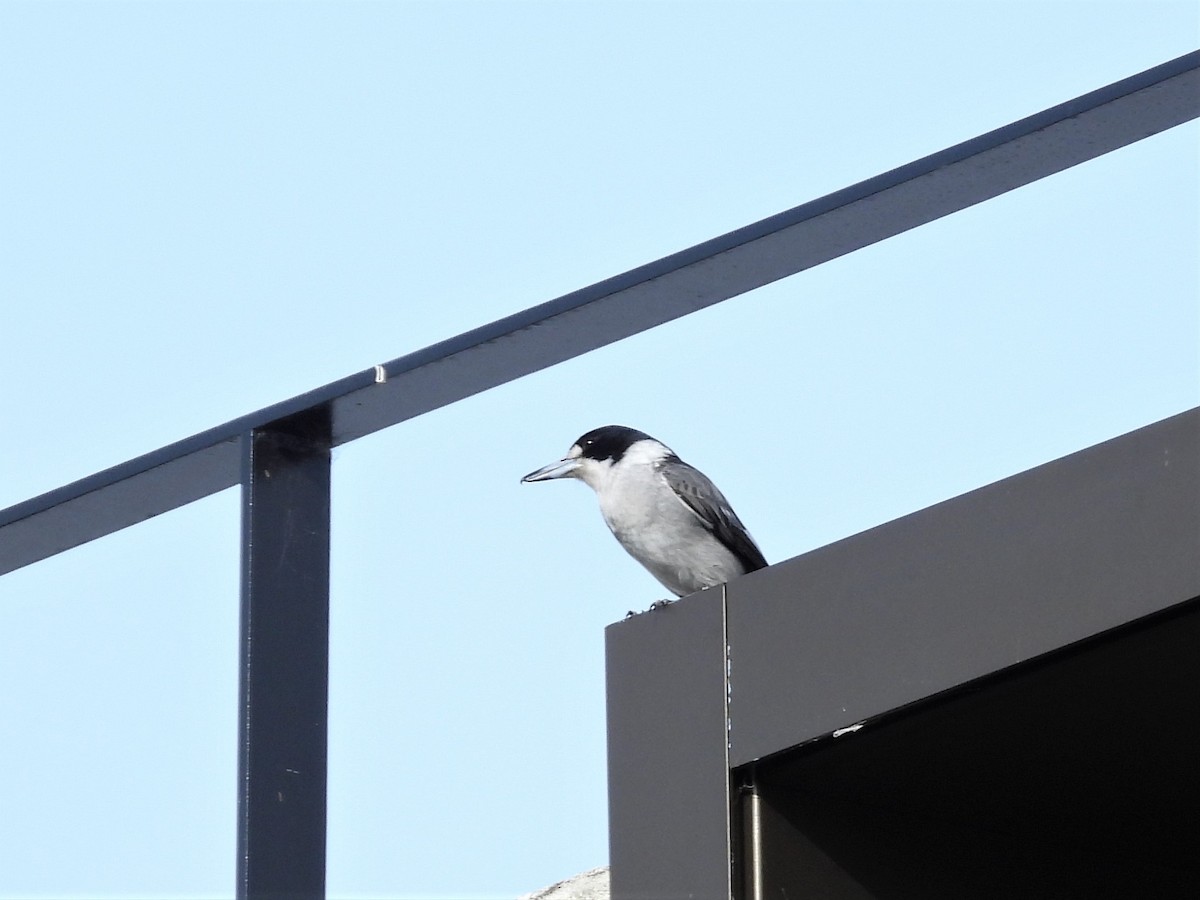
[595,447,745,597]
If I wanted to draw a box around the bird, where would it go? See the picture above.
[521,425,768,599]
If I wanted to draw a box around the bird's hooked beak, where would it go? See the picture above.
[521,457,581,483]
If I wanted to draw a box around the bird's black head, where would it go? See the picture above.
[573,425,654,463]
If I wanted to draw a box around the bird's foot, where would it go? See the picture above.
[624,598,676,618]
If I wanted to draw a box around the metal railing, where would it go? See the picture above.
[2,50,1197,899]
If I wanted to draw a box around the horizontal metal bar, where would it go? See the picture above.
[725,406,1200,766]
[2,50,1197,576]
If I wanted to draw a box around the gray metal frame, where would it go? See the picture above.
[1,51,1197,899]
[608,409,1200,897]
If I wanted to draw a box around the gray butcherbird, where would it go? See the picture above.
[522,425,767,600]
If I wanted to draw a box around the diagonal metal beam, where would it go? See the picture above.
[2,50,1197,577]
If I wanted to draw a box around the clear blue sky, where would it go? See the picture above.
[1,2,1196,898]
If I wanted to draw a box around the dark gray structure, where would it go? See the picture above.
[237,413,333,898]
[0,51,1196,900]
[607,408,1200,898]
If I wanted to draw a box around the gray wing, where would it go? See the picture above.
[659,459,768,573]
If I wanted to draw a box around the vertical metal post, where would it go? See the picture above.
[237,410,332,900]
[737,768,764,900]
[605,590,732,899]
